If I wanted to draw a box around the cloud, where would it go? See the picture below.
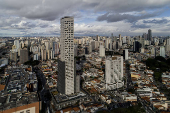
[97,11,160,23]
[0,17,21,27]
[131,24,151,28]
[0,0,169,21]
[0,0,83,21]
[11,21,36,29]
[143,18,169,24]
[89,0,170,13]
[0,0,170,36]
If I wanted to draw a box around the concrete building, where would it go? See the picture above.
[20,40,25,48]
[33,54,39,61]
[30,45,40,54]
[151,47,156,57]
[10,51,17,62]
[105,38,109,49]
[119,34,121,41]
[95,41,99,49]
[143,33,147,40]
[166,38,170,45]
[47,50,51,59]
[140,48,144,53]
[96,35,100,41]
[51,50,54,59]
[41,49,47,61]
[109,40,112,50]
[123,37,126,43]
[20,48,28,64]
[165,38,170,53]
[58,16,78,95]
[123,49,128,60]
[0,58,8,66]
[91,41,95,51]
[105,55,124,90]
[0,66,40,113]
[148,29,152,41]
[74,45,78,56]
[160,46,165,58]
[53,42,59,55]
[133,41,141,53]
[99,44,105,57]
[84,47,88,54]
[14,40,20,51]
[45,41,50,51]
[89,45,92,53]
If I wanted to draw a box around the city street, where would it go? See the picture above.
[33,66,51,113]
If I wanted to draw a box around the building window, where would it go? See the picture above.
[20,111,24,113]
[26,110,30,113]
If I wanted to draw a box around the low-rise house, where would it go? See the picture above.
[121,92,137,102]
[100,94,111,104]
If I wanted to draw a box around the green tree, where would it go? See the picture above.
[154,72,161,82]
[56,71,58,75]
[155,56,166,62]
[167,58,170,65]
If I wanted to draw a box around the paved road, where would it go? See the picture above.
[138,96,154,113]
[125,61,133,90]
[33,66,52,113]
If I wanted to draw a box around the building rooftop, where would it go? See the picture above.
[0,66,39,111]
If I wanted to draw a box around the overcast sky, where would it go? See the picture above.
[0,0,170,37]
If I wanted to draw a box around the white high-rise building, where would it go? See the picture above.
[167,38,170,45]
[109,38,113,50]
[123,37,126,43]
[51,50,54,59]
[160,46,165,58]
[14,40,20,51]
[41,49,47,61]
[151,47,156,56]
[165,38,170,52]
[58,16,79,95]
[124,49,128,60]
[99,44,105,57]
[105,38,109,49]
[20,40,24,48]
[105,55,124,90]
[91,41,95,51]
[45,41,50,51]
[140,48,144,53]
[95,41,99,49]
[33,54,39,61]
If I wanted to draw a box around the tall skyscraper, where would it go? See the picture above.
[123,37,126,43]
[20,48,28,64]
[151,47,156,57]
[148,29,152,41]
[119,34,121,41]
[105,38,109,49]
[133,41,141,53]
[105,55,124,90]
[165,38,170,52]
[123,49,128,60]
[52,42,59,55]
[160,46,165,58]
[99,43,105,57]
[45,41,50,51]
[10,51,17,62]
[142,33,147,40]
[91,41,95,51]
[58,16,78,95]
[14,40,20,51]
[111,33,113,40]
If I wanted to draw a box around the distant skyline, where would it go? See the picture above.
[0,0,170,37]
